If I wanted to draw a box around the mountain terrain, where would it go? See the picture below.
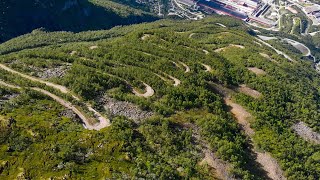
[0,0,157,43]
[0,15,320,179]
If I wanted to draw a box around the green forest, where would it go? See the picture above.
[0,16,320,179]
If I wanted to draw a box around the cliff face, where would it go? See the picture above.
[0,0,157,43]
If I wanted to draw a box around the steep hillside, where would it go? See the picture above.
[0,16,320,179]
[0,0,157,43]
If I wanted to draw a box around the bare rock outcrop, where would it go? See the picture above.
[37,66,70,79]
[99,96,154,123]
[292,121,320,144]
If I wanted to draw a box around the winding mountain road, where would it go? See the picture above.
[168,75,181,86]
[132,83,154,97]
[216,23,226,28]
[0,64,80,100]
[201,63,212,72]
[31,87,109,130]
[0,81,109,130]
[214,44,245,53]
[188,33,195,39]
[0,64,110,130]
[256,38,295,62]
[0,80,21,89]
[179,61,190,73]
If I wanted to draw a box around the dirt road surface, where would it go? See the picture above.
[201,63,212,72]
[0,64,80,100]
[132,83,154,97]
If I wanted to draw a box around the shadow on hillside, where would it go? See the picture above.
[0,0,158,43]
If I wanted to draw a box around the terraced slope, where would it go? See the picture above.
[0,16,320,179]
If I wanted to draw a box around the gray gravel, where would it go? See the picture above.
[100,96,154,123]
[292,121,320,144]
[37,66,70,79]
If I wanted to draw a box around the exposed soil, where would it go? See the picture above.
[32,87,111,130]
[188,33,195,38]
[230,44,245,49]
[89,45,98,50]
[0,80,21,89]
[259,53,278,63]
[209,82,285,179]
[287,6,298,14]
[156,72,181,87]
[201,63,212,72]
[292,121,320,144]
[0,66,111,130]
[141,34,150,40]
[172,61,190,73]
[255,151,287,180]
[167,74,181,86]
[179,61,190,73]
[208,82,235,98]
[87,67,155,98]
[142,51,152,56]
[225,98,255,136]
[154,73,168,82]
[203,49,209,55]
[183,123,235,180]
[225,98,286,180]
[132,82,154,97]
[0,63,70,95]
[0,80,105,130]
[70,50,77,56]
[254,41,262,46]
[247,67,267,75]
[216,23,226,27]
[200,150,235,180]
[236,84,262,99]
[214,44,245,53]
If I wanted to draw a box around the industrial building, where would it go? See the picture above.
[177,0,196,7]
[198,0,248,20]
[249,16,276,27]
[305,5,320,14]
[304,5,320,23]
[196,0,275,27]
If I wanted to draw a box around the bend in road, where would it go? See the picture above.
[132,83,155,97]
[201,63,212,72]
[0,64,80,100]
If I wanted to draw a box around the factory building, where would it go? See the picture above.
[249,16,276,27]
[196,0,275,27]
[198,0,248,20]
[314,12,320,18]
[305,5,320,14]
[304,5,320,24]
[177,0,196,7]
